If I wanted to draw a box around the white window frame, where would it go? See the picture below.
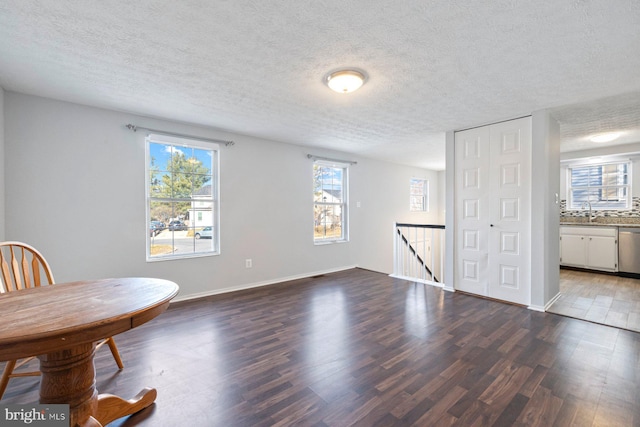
[409,178,429,212]
[313,160,349,244]
[567,160,631,210]
[145,134,220,261]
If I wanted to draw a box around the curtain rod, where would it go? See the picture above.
[125,124,235,146]
[306,154,357,165]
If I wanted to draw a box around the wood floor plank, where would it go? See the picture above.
[413,385,467,426]
[491,392,529,426]
[2,268,640,426]
[516,386,563,426]
[519,364,549,399]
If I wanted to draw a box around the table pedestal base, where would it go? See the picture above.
[38,343,156,427]
[95,387,157,426]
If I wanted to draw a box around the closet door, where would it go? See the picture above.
[454,126,491,297]
[487,117,531,305]
[454,117,531,305]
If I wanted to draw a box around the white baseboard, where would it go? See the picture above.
[171,265,358,303]
[528,292,562,312]
[545,292,563,311]
[388,273,444,289]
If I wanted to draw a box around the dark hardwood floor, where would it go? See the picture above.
[2,268,639,426]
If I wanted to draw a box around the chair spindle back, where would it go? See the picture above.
[0,242,55,294]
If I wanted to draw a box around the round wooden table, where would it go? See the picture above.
[0,277,179,427]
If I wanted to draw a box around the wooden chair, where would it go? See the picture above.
[0,241,124,399]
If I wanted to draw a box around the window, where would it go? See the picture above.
[313,161,348,243]
[146,134,219,260]
[568,161,631,210]
[410,178,429,212]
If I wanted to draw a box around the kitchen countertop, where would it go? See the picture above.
[560,221,640,228]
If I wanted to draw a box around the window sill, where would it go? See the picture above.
[314,239,349,246]
[146,251,220,262]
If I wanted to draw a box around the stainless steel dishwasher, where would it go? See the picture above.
[618,228,640,274]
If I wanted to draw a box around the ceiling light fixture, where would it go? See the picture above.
[590,132,622,143]
[325,69,366,94]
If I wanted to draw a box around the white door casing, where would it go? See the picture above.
[455,117,532,306]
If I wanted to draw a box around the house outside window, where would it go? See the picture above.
[146,134,219,260]
[410,178,429,212]
[313,161,349,243]
[568,161,631,210]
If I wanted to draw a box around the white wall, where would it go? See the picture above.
[437,170,446,225]
[0,87,4,240]
[3,92,440,299]
[350,157,441,273]
[530,110,560,310]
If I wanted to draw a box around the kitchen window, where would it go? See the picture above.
[568,161,631,210]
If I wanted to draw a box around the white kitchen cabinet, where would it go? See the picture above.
[560,226,618,272]
[560,234,587,267]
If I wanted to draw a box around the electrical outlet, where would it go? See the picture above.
[245,259,252,268]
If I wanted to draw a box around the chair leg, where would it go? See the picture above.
[0,360,17,400]
[106,338,124,370]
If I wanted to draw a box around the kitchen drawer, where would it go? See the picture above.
[560,226,617,237]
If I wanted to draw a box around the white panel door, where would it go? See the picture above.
[455,116,531,305]
[487,117,531,305]
[454,126,491,297]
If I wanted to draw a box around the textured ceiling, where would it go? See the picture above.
[1,1,639,170]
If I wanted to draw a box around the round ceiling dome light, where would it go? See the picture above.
[326,69,366,94]
[590,132,622,143]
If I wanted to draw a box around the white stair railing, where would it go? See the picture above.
[392,223,445,287]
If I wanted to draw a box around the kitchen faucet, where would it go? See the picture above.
[581,201,594,223]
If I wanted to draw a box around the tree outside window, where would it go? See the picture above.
[146,135,219,260]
